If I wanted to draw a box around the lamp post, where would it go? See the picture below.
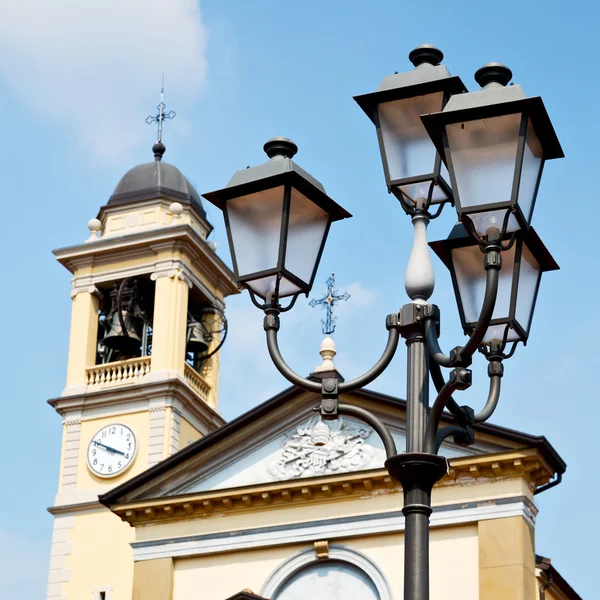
[203,45,563,600]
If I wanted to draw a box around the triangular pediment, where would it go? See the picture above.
[101,387,514,506]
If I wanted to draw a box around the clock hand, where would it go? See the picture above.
[92,440,126,456]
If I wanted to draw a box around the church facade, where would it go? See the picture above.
[46,145,579,600]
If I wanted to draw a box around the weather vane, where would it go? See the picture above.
[309,273,350,335]
[145,75,176,142]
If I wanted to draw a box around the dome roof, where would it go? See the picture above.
[108,143,207,218]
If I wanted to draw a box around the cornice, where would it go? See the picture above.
[48,377,226,433]
[48,500,104,516]
[108,447,552,527]
[53,224,239,298]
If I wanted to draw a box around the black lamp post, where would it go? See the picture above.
[203,45,563,600]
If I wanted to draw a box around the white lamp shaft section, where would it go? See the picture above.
[405,213,434,304]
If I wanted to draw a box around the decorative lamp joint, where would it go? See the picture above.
[484,249,502,269]
[454,404,475,427]
[454,426,476,447]
[385,313,400,330]
[449,367,472,390]
[421,303,440,322]
[319,398,339,420]
[449,346,472,368]
[488,360,504,377]
[398,303,426,337]
[318,379,339,420]
[263,314,280,331]
[321,378,339,398]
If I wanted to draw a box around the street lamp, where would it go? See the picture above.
[203,137,351,305]
[354,45,466,212]
[421,62,563,237]
[203,45,562,600]
[430,223,559,348]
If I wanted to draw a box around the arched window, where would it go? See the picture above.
[260,545,392,600]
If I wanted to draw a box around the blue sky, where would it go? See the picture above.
[0,1,597,597]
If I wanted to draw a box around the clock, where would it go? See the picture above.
[87,423,137,478]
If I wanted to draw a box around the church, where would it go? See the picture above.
[45,138,580,600]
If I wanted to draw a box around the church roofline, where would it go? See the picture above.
[536,555,583,600]
[99,385,566,506]
[105,450,547,527]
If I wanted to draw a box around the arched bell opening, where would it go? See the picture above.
[96,276,155,364]
[186,288,228,373]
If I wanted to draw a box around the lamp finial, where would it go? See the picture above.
[263,137,298,160]
[474,62,513,89]
[409,44,444,68]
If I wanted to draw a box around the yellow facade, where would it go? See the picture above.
[47,166,238,600]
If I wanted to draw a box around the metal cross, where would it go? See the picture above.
[145,76,176,142]
[309,273,350,335]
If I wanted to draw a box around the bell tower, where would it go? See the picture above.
[46,141,238,600]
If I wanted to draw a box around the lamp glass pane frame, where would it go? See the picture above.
[219,174,335,300]
[355,76,466,205]
[430,227,557,345]
[421,96,563,233]
[373,91,452,204]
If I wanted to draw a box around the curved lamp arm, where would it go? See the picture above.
[423,249,501,368]
[424,318,451,367]
[265,325,322,393]
[461,252,501,359]
[264,313,400,395]
[339,325,400,393]
[434,426,466,453]
[429,359,462,418]
[338,403,397,459]
[473,362,503,423]
[427,361,503,454]
[424,370,471,453]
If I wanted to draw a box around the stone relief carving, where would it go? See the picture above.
[269,416,374,479]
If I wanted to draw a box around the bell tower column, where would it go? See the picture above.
[149,258,191,378]
[65,287,100,391]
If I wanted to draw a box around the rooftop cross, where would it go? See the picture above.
[145,75,176,143]
[309,273,350,335]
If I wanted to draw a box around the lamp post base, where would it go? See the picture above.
[385,453,449,600]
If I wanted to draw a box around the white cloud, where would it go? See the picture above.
[0,0,207,162]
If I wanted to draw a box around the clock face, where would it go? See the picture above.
[87,424,137,478]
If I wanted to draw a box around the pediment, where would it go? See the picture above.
[102,387,511,506]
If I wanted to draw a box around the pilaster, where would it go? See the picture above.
[65,289,100,388]
[150,268,190,377]
[478,515,537,599]
[132,558,174,600]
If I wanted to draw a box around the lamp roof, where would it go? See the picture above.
[354,44,467,123]
[429,223,559,273]
[421,63,564,161]
[202,137,351,222]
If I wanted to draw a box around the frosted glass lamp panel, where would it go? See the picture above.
[440,159,451,185]
[227,186,284,277]
[446,114,521,211]
[400,179,448,203]
[517,118,544,225]
[247,275,301,299]
[467,209,520,237]
[451,244,515,324]
[274,561,380,600]
[285,188,329,285]
[483,323,520,343]
[515,244,541,333]
[379,92,444,182]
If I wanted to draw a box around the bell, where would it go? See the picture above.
[187,319,210,354]
[102,311,142,354]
